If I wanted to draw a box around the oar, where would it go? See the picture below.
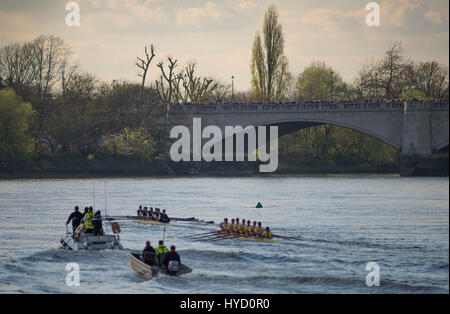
[272,234,302,241]
[206,233,244,242]
[185,231,219,238]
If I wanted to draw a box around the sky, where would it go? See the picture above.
[0,0,448,91]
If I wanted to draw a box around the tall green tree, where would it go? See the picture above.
[296,61,348,101]
[250,5,292,102]
[0,88,35,167]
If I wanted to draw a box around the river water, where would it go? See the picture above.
[0,175,448,294]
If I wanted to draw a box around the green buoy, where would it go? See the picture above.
[256,202,263,208]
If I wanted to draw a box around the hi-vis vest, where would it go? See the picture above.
[85,213,94,229]
[156,246,168,255]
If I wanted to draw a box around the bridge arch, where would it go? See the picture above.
[259,118,402,151]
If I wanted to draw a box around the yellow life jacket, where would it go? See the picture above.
[220,222,228,232]
[250,226,256,235]
[256,227,264,236]
[245,225,251,234]
[264,231,272,239]
[239,224,246,234]
[228,223,235,233]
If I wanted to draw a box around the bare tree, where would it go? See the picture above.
[156,57,178,104]
[136,44,155,101]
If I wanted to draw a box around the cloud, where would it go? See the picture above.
[174,2,232,28]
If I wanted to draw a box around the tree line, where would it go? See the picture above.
[0,5,448,172]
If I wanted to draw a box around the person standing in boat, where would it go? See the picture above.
[66,206,83,234]
[93,210,103,235]
[155,240,168,265]
[163,245,181,276]
[84,208,95,234]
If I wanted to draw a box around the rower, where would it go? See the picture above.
[250,221,257,236]
[160,209,170,223]
[228,219,235,234]
[239,219,246,234]
[137,205,143,216]
[153,208,161,221]
[220,218,229,234]
[262,227,272,239]
[148,207,155,220]
[245,220,252,236]
[235,218,240,230]
[155,240,169,265]
[256,222,264,237]
[143,207,148,218]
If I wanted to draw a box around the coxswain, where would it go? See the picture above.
[163,245,181,276]
[155,240,168,265]
[66,206,83,234]
[256,222,264,237]
[160,209,170,223]
[262,227,272,239]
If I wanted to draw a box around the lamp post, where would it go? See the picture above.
[231,76,235,103]
[375,72,378,100]
[330,71,334,102]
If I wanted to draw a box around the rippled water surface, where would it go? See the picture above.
[0,176,448,294]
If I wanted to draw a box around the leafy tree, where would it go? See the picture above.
[250,5,292,102]
[296,61,348,101]
[0,89,35,167]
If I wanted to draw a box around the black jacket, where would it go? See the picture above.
[66,211,83,226]
[163,251,180,266]
[143,245,155,256]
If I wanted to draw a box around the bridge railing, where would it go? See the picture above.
[151,101,449,114]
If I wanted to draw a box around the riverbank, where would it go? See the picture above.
[1,152,447,179]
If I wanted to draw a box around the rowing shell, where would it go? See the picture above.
[133,219,171,226]
[215,233,278,243]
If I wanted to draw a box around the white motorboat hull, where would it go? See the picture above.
[60,234,122,251]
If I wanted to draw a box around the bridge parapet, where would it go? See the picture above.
[165,100,448,114]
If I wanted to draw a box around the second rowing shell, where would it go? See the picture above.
[215,234,278,243]
[133,219,171,226]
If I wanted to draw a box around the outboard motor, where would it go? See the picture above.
[167,260,180,275]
